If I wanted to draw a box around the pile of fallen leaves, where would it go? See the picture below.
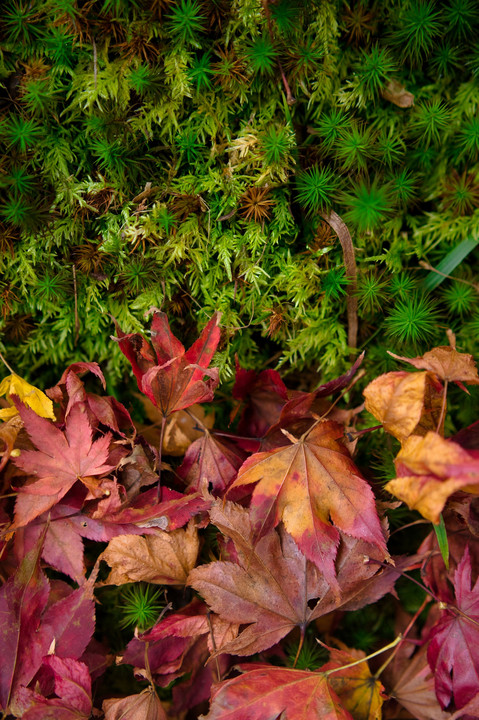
[1,312,478,720]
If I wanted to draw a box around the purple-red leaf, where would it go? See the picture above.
[427,547,479,711]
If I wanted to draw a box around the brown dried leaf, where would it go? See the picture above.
[381,80,414,108]
[103,687,167,720]
[102,520,199,585]
[389,347,479,387]
[363,371,442,443]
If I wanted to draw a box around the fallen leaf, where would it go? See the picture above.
[123,598,235,711]
[20,657,92,720]
[0,374,55,421]
[103,686,167,720]
[102,519,199,585]
[138,398,214,455]
[427,547,479,712]
[12,401,117,526]
[0,414,23,471]
[381,79,414,107]
[227,421,387,588]
[114,311,221,417]
[321,643,386,720]
[201,663,353,719]
[363,371,443,443]
[385,433,479,523]
[232,362,288,437]
[178,431,246,496]
[387,644,451,720]
[389,346,479,389]
[189,501,397,657]
[0,534,50,714]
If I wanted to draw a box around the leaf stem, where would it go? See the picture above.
[322,635,402,677]
[0,349,16,375]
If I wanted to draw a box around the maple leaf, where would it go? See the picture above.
[123,598,236,712]
[389,345,479,390]
[12,401,117,526]
[363,371,443,443]
[46,361,133,436]
[103,686,167,720]
[0,530,97,716]
[232,362,288,437]
[0,373,55,421]
[385,432,479,524]
[227,420,387,587]
[386,644,451,720]
[177,430,246,496]
[102,519,199,585]
[20,656,92,720]
[0,533,50,714]
[114,311,221,417]
[201,663,353,720]
[321,643,386,720]
[189,501,399,656]
[427,547,479,712]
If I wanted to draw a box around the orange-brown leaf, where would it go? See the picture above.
[363,371,443,443]
[103,687,167,720]
[385,432,479,523]
[102,520,199,585]
[389,346,479,387]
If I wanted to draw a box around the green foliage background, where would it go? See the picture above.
[1,0,479,389]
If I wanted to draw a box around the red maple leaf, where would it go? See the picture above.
[114,311,221,417]
[427,546,479,712]
[12,401,117,526]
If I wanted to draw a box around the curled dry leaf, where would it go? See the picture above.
[381,79,414,107]
[385,432,479,524]
[363,371,443,443]
[102,519,199,585]
[389,346,479,388]
[103,686,167,720]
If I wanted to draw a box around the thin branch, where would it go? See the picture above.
[322,210,358,349]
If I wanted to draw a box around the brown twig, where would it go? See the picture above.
[322,210,358,350]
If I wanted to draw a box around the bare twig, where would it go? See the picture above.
[322,210,358,350]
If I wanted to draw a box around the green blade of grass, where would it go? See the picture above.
[434,513,449,570]
[423,238,478,291]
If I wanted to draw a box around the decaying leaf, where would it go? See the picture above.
[189,501,398,657]
[228,421,387,588]
[387,644,451,720]
[381,79,414,107]
[385,432,479,523]
[389,346,479,389]
[102,519,199,585]
[363,371,443,443]
[103,686,167,720]
[0,374,55,421]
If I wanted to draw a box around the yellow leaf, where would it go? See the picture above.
[0,374,55,421]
